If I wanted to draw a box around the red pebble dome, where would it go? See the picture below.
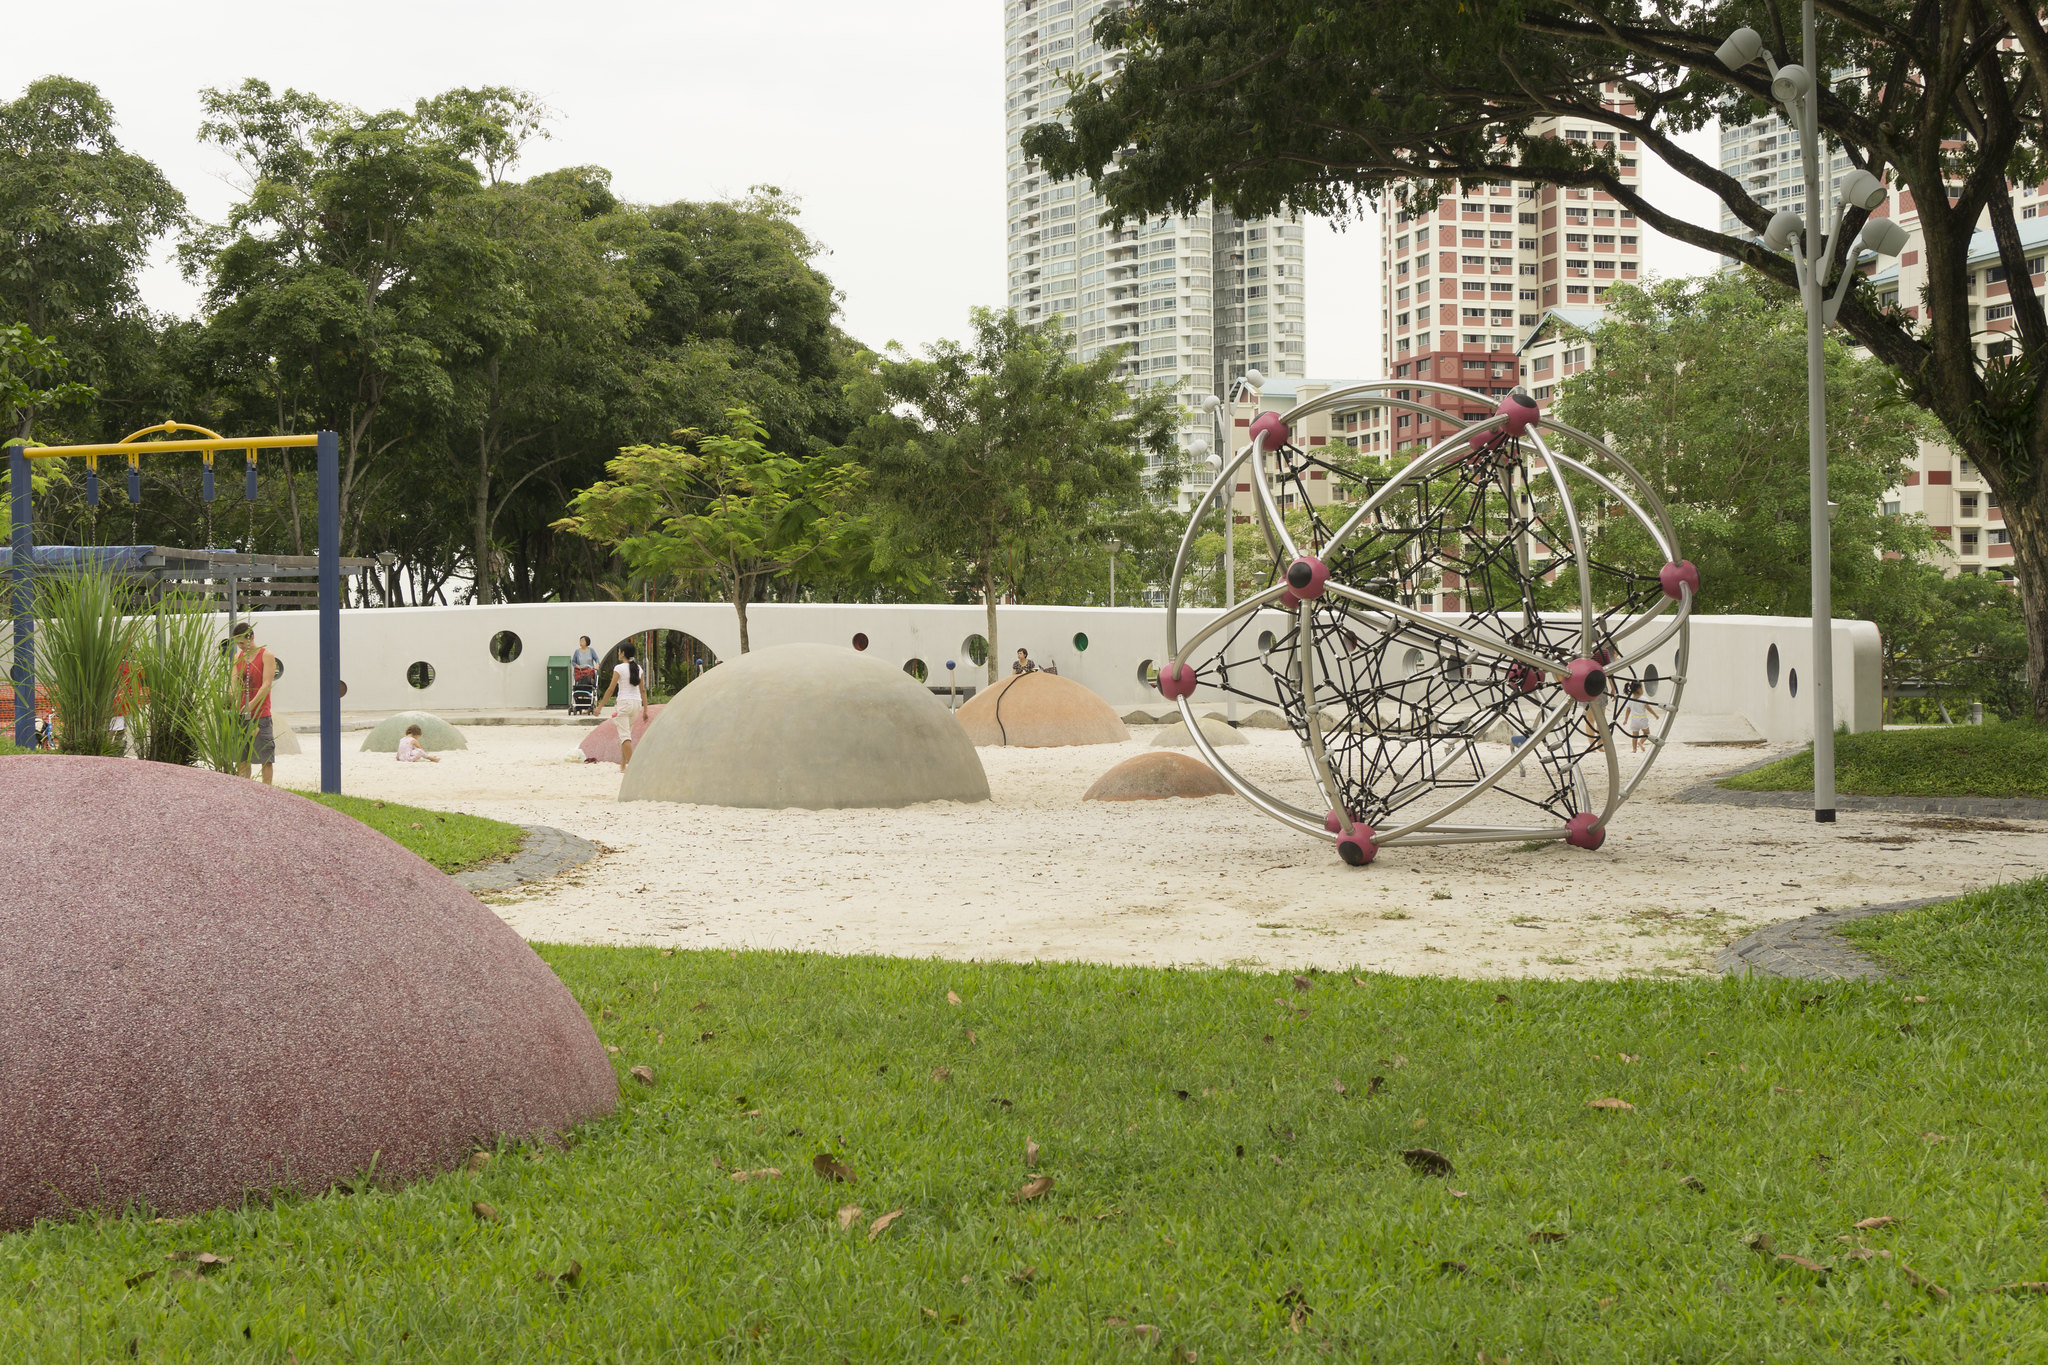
[0,756,617,1232]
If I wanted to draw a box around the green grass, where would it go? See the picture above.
[1840,875,2048,982]
[6,893,2048,1363]
[1719,722,2048,799]
[291,790,526,874]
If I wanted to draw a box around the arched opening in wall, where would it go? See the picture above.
[598,630,721,704]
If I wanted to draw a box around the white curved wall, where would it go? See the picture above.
[215,600,1878,744]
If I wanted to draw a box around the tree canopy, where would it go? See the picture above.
[1022,0,2048,716]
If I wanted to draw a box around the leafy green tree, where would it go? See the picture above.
[0,76,183,445]
[845,309,1177,682]
[1021,0,2048,718]
[554,410,869,652]
[1555,275,1935,618]
[1868,560,2030,721]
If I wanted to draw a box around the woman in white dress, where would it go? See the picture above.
[595,642,647,770]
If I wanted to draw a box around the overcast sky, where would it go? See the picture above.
[14,0,1726,383]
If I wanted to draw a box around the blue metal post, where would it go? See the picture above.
[10,446,32,749]
[317,430,340,794]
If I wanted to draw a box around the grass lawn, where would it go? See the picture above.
[1719,721,2048,800]
[5,887,2048,1361]
[291,790,526,875]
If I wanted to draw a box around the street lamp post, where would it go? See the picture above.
[1717,13,1908,823]
[1107,536,1120,607]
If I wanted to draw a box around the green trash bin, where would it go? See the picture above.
[546,655,571,709]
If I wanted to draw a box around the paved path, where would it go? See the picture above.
[1716,895,1951,981]
[1671,757,2048,821]
[454,824,599,893]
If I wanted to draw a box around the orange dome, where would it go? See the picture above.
[955,673,1130,747]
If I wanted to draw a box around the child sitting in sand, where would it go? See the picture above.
[396,724,440,764]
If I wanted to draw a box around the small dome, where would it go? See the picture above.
[619,644,989,809]
[1150,717,1249,748]
[580,704,664,765]
[1084,751,1235,802]
[955,673,1129,747]
[0,756,614,1231]
[361,711,467,752]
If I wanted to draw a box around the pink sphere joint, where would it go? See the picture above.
[1498,389,1540,437]
[1324,809,1365,834]
[1335,825,1379,867]
[1156,662,1198,701]
[1248,411,1291,450]
[1468,427,1508,455]
[1660,560,1700,600]
[1279,587,1303,609]
[1565,813,1606,850]
[1285,556,1330,600]
[1506,662,1541,694]
[1562,658,1608,705]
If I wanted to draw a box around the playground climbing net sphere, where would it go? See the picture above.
[1160,383,1697,866]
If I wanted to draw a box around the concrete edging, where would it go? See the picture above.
[1716,896,1952,982]
[1672,753,2048,821]
[454,824,598,893]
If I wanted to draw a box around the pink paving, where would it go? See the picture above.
[578,703,664,764]
[0,756,617,1232]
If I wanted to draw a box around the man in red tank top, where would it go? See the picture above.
[232,622,278,784]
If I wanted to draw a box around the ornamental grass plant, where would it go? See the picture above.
[127,591,249,771]
[32,565,140,757]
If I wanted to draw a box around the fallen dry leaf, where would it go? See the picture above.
[1920,1132,1951,1143]
[604,1045,620,1055]
[471,1201,499,1223]
[1993,1281,2048,1294]
[1277,1284,1312,1331]
[836,1204,862,1230]
[946,990,962,1006]
[1401,1147,1454,1177]
[1527,1231,1568,1244]
[630,1066,655,1087]
[1025,1138,1041,1168]
[1293,974,1313,992]
[1447,1188,1469,1198]
[1745,1233,1776,1254]
[1495,993,1512,1004]
[1680,1175,1707,1192]
[465,1151,493,1172]
[1586,1097,1634,1111]
[1010,1265,1037,1285]
[1353,975,1367,986]
[123,1269,156,1288]
[536,1260,583,1292]
[1333,1079,1348,1096]
[1439,1259,1469,1275]
[1844,1247,1892,1261]
[1899,1264,1949,1302]
[868,1208,905,1241]
[1013,1175,1054,1203]
[728,1168,783,1183]
[812,1154,855,1183]
[601,1007,615,1021]
[966,1028,979,1044]
[931,1066,952,1084]
[1777,1254,1831,1275]
[1853,1216,1899,1231]
[1619,1053,1641,1063]
[1367,1076,1386,1095]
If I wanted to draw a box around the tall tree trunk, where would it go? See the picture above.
[474,425,494,606]
[983,555,999,685]
[2006,496,2048,719]
[734,592,751,654]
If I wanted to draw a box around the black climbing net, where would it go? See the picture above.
[1183,419,1674,831]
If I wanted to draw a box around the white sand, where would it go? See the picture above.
[271,725,2048,979]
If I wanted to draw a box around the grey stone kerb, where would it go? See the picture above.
[1716,896,1949,982]
[455,825,598,893]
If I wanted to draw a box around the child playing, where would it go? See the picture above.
[396,723,441,763]
[1619,681,1660,754]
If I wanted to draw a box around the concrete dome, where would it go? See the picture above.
[1084,751,1235,801]
[580,704,664,764]
[619,644,989,809]
[955,673,1130,748]
[0,756,615,1231]
[362,711,467,752]
[1150,716,1249,749]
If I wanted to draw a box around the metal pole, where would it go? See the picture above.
[317,430,340,795]
[1801,0,1836,822]
[9,447,32,750]
[1216,394,1239,723]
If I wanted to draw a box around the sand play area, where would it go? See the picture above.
[271,722,2048,979]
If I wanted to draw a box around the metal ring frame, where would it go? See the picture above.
[1163,381,1693,857]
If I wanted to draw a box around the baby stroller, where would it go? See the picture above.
[569,666,598,716]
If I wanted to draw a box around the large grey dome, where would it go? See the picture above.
[618,643,990,809]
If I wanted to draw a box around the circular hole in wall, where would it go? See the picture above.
[1788,667,1799,698]
[1072,632,1089,652]
[1136,658,1157,688]
[1257,630,1276,652]
[490,630,522,663]
[1766,643,1781,688]
[904,658,928,683]
[963,634,990,667]
[1644,663,1660,698]
[1402,646,1425,677]
[406,661,435,690]
[337,679,348,698]
[270,654,286,679]
[851,633,869,652]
